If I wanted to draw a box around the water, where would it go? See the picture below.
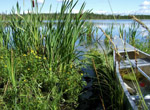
[77,19,150,54]
[2,19,150,109]
[44,19,150,41]
[77,19,150,110]
[90,19,150,40]
[6,19,150,50]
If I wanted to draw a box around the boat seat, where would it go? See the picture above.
[119,58,150,69]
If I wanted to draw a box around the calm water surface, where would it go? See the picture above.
[77,19,150,51]
[91,19,150,39]
[78,19,150,110]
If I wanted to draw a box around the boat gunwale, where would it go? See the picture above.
[113,36,150,109]
[114,51,138,110]
[117,48,150,81]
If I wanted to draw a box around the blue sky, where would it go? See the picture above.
[0,0,150,15]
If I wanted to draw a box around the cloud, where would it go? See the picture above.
[140,0,150,6]
[92,1,150,15]
[37,0,44,4]
[57,0,72,2]
[141,6,148,10]
[136,9,150,15]
[138,0,150,14]
[72,9,79,13]
[94,10,108,14]
[57,0,63,1]
[121,10,150,15]
[23,10,32,14]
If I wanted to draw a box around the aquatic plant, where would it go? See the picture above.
[99,24,149,109]
[104,24,114,47]
[127,22,140,46]
[130,15,150,54]
[84,48,124,110]
[0,0,90,109]
[119,24,125,39]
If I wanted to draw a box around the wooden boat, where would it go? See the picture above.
[113,36,150,110]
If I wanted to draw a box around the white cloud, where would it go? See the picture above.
[136,9,150,15]
[92,1,150,15]
[94,10,107,14]
[57,0,64,1]
[72,9,79,13]
[23,10,32,14]
[141,1,150,6]
[141,6,148,9]
[57,0,70,1]
[121,10,150,15]
[37,0,44,4]
[138,0,150,14]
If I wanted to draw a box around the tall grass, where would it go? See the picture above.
[127,22,140,46]
[98,18,150,109]
[0,0,91,109]
[104,24,114,47]
[0,0,149,109]
[84,48,124,110]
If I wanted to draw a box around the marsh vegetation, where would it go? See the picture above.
[0,0,150,110]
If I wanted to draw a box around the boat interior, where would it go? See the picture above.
[114,36,150,109]
[117,50,150,109]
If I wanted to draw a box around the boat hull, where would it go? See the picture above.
[113,36,150,109]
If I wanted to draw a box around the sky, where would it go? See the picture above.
[0,0,150,15]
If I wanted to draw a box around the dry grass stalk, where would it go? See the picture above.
[92,58,106,110]
[130,15,150,33]
[3,80,9,95]
[98,26,122,58]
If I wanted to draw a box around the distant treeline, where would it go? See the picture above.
[85,13,150,19]
[0,13,150,20]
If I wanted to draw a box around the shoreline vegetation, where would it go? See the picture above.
[0,0,150,109]
[1,13,150,20]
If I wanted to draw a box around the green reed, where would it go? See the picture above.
[104,24,114,47]
[99,20,150,109]
[0,0,90,109]
[84,48,124,110]
[118,22,149,109]
[128,22,140,46]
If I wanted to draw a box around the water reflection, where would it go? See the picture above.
[88,19,150,42]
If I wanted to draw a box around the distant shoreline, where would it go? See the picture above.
[0,13,150,20]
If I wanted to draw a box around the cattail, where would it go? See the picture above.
[32,0,35,7]
[79,14,83,19]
